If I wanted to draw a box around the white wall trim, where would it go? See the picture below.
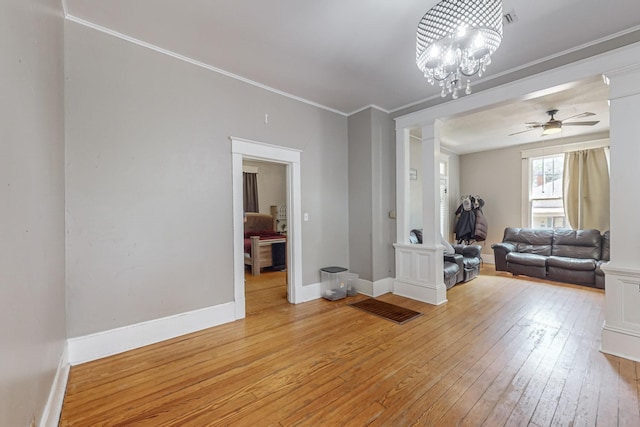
[393,280,448,306]
[357,277,394,297]
[601,324,640,363]
[302,282,322,302]
[301,277,393,301]
[395,42,640,130]
[231,137,303,308]
[61,0,69,16]
[40,343,69,427]
[67,302,236,365]
[347,104,392,116]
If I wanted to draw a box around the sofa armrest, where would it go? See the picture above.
[452,244,482,258]
[491,242,516,272]
[444,253,463,268]
[462,244,482,258]
[444,253,464,284]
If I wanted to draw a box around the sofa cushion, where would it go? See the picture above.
[548,267,595,286]
[503,227,553,256]
[551,228,601,260]
[506,252,547,267]
[547,255,597,271]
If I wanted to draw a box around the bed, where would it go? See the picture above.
[244,212,287,276]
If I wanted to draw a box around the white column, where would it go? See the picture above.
[601,65,640,362]
[395,127,411,244]
[421,124,442,248]
[393,123,446,305]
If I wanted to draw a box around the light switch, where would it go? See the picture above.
[304,213,309,221]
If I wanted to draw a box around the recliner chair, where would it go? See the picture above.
[410,229,482,288]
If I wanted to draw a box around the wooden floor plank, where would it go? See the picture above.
[504,287,591,426]
[401,281,574,426]
[59,268,640,427]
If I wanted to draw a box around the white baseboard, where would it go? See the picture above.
[357,277,393,297]
[601,323,640,362]
[41,343,70,427]
[302,277,393,301]
[67,302,236,365]
[302,282,322,302]
[393,279,448,306]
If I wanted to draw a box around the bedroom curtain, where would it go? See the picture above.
[243,172,259,213]
[563,147,610,231]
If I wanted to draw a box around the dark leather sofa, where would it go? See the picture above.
[410,229,482,289]
[491,227,609,289]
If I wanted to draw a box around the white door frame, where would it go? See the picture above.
[231,137,303,319]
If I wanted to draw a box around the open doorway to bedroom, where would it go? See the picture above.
[231,137,302,320]
[242,159,288,315]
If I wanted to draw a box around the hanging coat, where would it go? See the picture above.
[474,208,488,241]
[455,203,476,243]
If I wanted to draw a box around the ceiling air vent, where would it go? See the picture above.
[503,9,519,25]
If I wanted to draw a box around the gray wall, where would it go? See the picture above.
[0,1,67,426]
[65,21,349,338]
[459,146,522,255]
[370,108,395,281]
[348,108,395,282]
[348,110,373,280]
[458,139,590,256]
[243,160,286,216]
[442,148,460,241]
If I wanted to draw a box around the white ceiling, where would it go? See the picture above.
[437,77,611,154]
[65,0,640,151]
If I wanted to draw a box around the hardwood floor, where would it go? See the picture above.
[59,268,640,426]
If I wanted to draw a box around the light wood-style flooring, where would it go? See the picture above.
[59,267,640,426]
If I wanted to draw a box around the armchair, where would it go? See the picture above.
[410,229,482,288]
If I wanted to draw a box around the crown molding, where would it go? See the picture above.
[63,13,349,117]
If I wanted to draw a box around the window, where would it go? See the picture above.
[529,153,566,229]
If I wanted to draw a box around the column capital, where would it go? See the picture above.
[605,64,640,100]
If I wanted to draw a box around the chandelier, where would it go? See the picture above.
[416,0,503,99]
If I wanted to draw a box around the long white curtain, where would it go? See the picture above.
[563,147,610,231]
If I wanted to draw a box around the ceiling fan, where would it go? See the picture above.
[509,109,600,136]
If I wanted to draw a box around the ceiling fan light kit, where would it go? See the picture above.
[542,121,562,135]
[416,0,503,100]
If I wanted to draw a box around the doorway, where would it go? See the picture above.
[231,137,302,320]
[242,159,288,315]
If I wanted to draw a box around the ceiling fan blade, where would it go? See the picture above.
[508,128,536,136]
[524,122,543,126]
[560,112,595,121]
[562,121,600,126]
